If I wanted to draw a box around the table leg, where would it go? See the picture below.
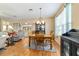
[29,37,31,47]
[50,39,52,50]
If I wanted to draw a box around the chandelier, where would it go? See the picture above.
[36,8,45,24]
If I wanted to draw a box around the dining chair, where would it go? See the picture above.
[35,34,45,50]
[44,32,53,50]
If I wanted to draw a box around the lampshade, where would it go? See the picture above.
[41,21,45,24]
[36,21,41,24]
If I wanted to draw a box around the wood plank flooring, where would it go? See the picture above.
[0,38,60,56]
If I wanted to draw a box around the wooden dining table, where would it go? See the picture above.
[29,34,52,50]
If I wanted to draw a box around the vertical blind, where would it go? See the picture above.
[55,3,72,36]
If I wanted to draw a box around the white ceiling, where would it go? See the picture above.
[0,3,62,19]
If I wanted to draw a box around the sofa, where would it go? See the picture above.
[13,31,26,42]
[0,32,8,49]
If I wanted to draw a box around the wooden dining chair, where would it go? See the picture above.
[35,34,45,50]
[44,32,53,50]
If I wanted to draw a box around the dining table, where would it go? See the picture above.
[29,34,52,50]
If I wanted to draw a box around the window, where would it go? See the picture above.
[55,3,72,36]
[66,3,72,31]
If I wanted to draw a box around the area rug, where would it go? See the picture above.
[0,48,6,55]
[24,40,56,52]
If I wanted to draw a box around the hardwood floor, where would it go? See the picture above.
[0,38,60,56]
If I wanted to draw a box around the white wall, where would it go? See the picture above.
[72,3,79,29]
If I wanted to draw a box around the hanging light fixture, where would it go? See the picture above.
[39,8,42,20]
[28,8,33,20]
[36,8,45,24]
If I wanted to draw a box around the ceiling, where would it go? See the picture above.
[0,3,62,20]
